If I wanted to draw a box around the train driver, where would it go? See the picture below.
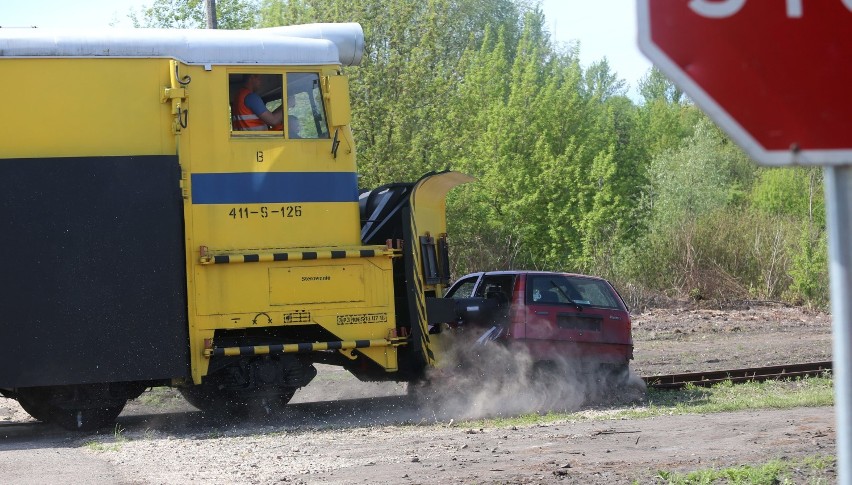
[231,74,284,131]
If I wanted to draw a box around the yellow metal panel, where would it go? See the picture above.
[325,75,351,127]
[178,66,356,175]
[177,65,362,251]
[411,172,476,235]
[407,172,475,366]
[194,257,391,315]
[0,58,174,158]
[191,202,361,250]
[270,265,365,305]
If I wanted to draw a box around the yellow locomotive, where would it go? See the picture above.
[0,23,469,430]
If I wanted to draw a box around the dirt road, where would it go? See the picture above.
[0,400,836,484]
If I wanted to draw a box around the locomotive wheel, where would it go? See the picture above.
[179,385,248,415]
[16,395,53,423]
[46,405,127,431]
[179,384,297,416]
[17,387,127,431]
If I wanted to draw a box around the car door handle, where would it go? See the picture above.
[535,311,549,315]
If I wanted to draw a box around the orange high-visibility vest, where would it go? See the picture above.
[231,87,268,131]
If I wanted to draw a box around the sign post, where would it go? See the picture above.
[637,1,852,482]
[824,166,852,485]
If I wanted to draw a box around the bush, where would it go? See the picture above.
[785,221,829,307]
[621,207,800,302]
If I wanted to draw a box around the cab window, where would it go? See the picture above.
[286,72,329,139]
[229,73,284,134]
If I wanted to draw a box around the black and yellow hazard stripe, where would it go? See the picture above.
[200,247,393,265]
[407,185,434,366]
[203,338,403,358]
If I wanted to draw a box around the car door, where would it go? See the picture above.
[445,273,517,337]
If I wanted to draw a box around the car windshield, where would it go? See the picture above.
[526,274,622,309]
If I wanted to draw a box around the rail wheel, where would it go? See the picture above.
[179,384,297,416]
[46,405,126,431]
[17,386,127,431]
[16,394,53,423]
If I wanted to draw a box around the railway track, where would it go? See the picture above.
[642,361,833,389]
[0,362,834,432]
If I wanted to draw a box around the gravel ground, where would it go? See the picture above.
[0,302,837,484]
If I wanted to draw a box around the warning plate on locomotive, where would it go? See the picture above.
[269,265,366,305]
[336,313,388,325]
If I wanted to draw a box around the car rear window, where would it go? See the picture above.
[526,274,623,310]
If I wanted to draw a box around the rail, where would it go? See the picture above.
[642,361,833,389]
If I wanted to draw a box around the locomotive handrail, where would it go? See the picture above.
[199,245,396,264]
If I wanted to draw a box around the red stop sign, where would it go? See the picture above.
[637,0,852,165]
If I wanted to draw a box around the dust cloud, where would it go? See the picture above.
[412,329,646,421]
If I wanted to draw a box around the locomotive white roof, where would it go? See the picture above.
[0,23,364,67]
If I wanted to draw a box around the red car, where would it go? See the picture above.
[444,271,634,381]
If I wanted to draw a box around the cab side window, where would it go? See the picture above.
[229,73,284,133]
[286,72,329,139]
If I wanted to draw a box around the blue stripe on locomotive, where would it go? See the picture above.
[191,172,359,204]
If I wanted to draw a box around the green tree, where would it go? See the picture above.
[647,118,750,228]
[751,168,827,305]
[751,167,824,221]
[625,118,762,297]
[635,67,700,157]
[131,0,259,29]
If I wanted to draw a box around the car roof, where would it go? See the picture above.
[455,270,610,283]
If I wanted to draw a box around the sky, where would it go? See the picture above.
[1,0,653,96]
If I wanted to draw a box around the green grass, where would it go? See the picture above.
[655,455,835,484]
[461,375,834,428]
[136,387,184,408]
[629,375,834,417]
[81,424,129,452]
[83,440,122,452]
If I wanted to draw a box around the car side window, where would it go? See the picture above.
[570,278,621,309]
[473,275,515,303]
[445,277,478,298]
[528,275,570,304]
